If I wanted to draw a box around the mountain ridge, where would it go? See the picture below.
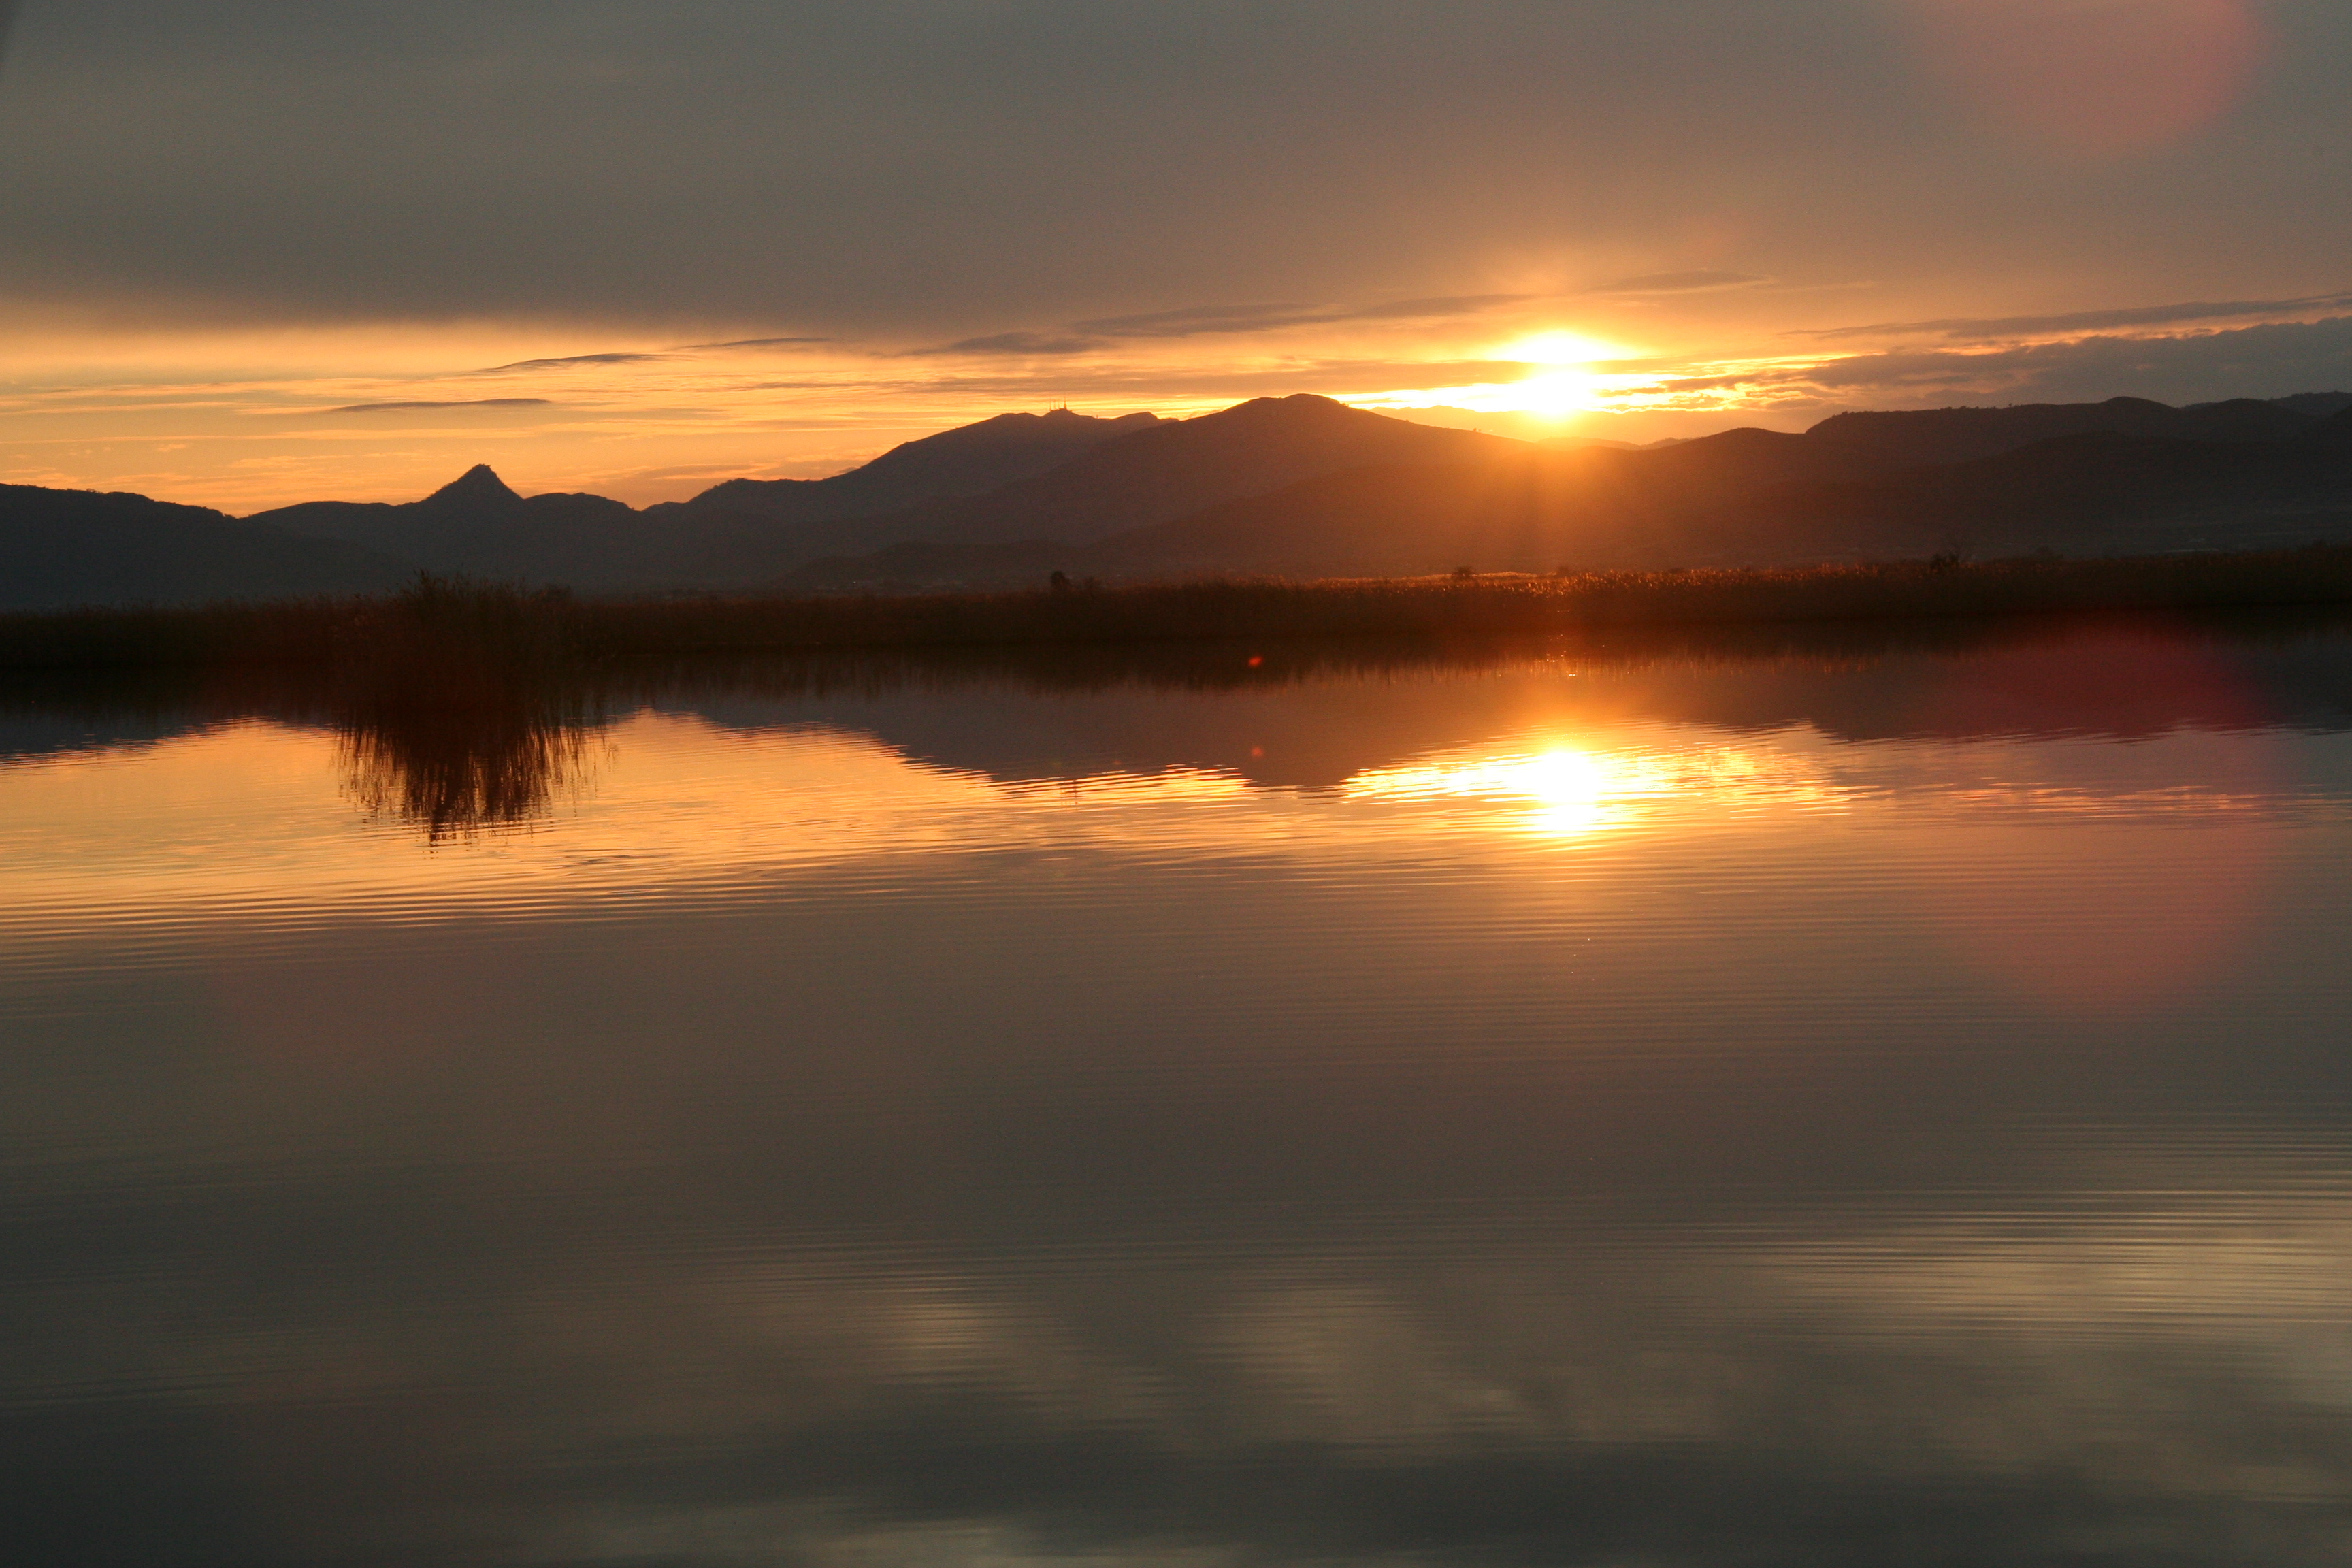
[11,389,2352,608]
[0,485,414,610]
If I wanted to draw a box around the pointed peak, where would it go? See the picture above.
[423,463,523,507]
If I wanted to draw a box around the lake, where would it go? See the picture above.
[5,615,2352,1566]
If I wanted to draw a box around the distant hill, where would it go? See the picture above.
[2235,391,2352,422]
[14,389,2352,606]
[255,409,1168,587]
[783,392,2352,588]
[0,485,413,610]
[1799,395,2316,470]
[646,407,1161,541]
[247,466,657,589]
[889,394,1528,549]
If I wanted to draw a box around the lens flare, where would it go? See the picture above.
[1896,0,2271,159]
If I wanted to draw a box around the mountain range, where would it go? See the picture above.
[5,391,2352,609]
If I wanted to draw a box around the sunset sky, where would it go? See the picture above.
[1,0,2347,510]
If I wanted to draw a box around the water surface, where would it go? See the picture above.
[6,619,2352,1565]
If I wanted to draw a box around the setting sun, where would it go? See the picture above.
[1501,331,1626,366]
[1499,332,1626,416]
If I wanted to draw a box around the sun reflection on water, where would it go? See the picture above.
[1343,747,1640,836]
[1341,738,1863,837]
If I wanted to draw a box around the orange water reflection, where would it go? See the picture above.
[1341,739,1861,838]
[9,628,2352,1564]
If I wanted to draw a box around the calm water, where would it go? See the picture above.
[6,619,2352,1565]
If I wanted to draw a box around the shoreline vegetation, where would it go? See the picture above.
[8,547,2352,672]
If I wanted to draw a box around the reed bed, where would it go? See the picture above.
[9,546,2352,671]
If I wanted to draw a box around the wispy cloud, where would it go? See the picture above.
[916,331,1107,357]
[676,337,834,351]
[1069,295,1535,340]
[1071,302,1329,338]
[1797,291,2352,343]
[1585,270,1770,295]
[1348,293,1539,318]
[475,352,665,373]
[325,397,553,414]
[1669,315,2352,410]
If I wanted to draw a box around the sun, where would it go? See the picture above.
[1511,367,1605,416]
[1501,331,1623,366]
[1350,328,1648,421]
[1494,331,1632,418]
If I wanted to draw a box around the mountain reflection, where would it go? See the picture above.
[5,608,2352,839]
[9,613,2352,1565]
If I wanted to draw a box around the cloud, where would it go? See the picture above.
[474,353,663,373]
[678,336,833,350]
[909,297,1537,353]
[1072,302,1330,338]
[1799,291,2352,343]
[323,397,553,413]
[919,331,1108,357]
[885,357,1534,400]
[1062,295,1538,340]
[0,3,2345,337]
[1587,270,1771,295]
[1716,314,2352,408]
[1345,293,1539,319]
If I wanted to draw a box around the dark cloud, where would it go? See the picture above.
[1709,315,2352,408]
[1801,291,2352,343]
[921,331,1109,357]
[324,397,553,413]
[1071,295,1534,340]
[0,3,2343,336]
[888,358,1531,399]
[474,353,662,373]
[679,336,833,350]
[1073,302,1332,338]
[1335,293,1537,319]
[1587,270,1770,295]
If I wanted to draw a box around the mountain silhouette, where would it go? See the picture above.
[1798,395,2315,470]
[249,466,649,587]
[2293,402,2352,450]
[253,410,1166,588]
[782,391,2352,587]
[649,407,1160,535]
[2256,391,2352,422]
[887,394,1526,549]
[422,463,525,510]
[13,390,2352,607]
[0,485,412,610]
[636,408,1167,580]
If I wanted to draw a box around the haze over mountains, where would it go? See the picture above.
[5,391,2352,610]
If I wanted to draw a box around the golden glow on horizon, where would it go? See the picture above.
[14,297,2315,507]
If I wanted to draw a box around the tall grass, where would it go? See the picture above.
[10,550,2352,671]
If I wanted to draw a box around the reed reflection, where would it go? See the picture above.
[328,578,616,839]
[334,664,606,840]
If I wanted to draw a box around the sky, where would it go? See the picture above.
[0,0,2347,511]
